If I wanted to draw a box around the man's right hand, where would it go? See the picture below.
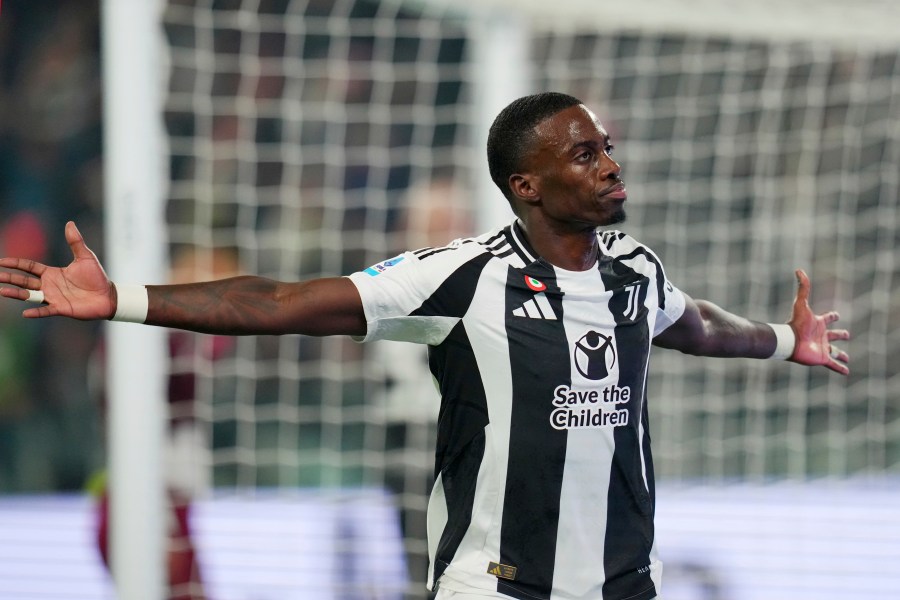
[0,221,116,321]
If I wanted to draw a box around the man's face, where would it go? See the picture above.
[521,104,626,228]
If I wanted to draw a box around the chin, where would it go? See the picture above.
[604,208,627,226]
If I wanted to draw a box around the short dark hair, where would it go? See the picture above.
[487,92,583,203]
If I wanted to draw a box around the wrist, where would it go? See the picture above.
[767,323,795,360]
[112,284,149,323]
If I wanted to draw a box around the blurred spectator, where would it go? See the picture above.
[0,0,104,493]
[374,172,474,594]
[92,245,240,600]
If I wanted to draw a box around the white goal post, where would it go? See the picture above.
[419,0,900,49]
[102,0,168,598]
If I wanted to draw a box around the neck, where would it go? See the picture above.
[517,219,599,271]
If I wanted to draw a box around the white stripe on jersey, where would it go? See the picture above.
[552,266,617,598]
[427,472,449,589]
[434,257,517,593]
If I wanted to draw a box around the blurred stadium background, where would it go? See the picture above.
[0,0,897,599]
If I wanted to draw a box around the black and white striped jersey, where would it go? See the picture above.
[348,220,686,600]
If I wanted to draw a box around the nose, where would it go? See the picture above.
[601,154,621,180]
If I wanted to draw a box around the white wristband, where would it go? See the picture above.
[112,284,149,323]
[768,323,795,360]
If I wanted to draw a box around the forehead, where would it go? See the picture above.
[533,104,608,150]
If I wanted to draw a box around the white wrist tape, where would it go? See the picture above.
[112,284,149,323]
[768,323,796,360]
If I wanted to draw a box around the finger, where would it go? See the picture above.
[829,344,849,364]
[1,287,45,303]
[794,269,811,306]
[821,310,840,324]
[826,328,850,342]
[0,257,47,276]
[824,360,850,376]
[66,221,94,261]
[0,271,42,290]
[21,304,58,319]
[825,344,850,375]
[824,352,850,375]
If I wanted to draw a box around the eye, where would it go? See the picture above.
[605,144,615,156]
[575,150,593,162]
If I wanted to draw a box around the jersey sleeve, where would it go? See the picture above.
[346,248,465,345]
[653,275,686,337]
[640,241,685,337]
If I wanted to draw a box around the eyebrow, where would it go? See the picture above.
[571,135,611,152]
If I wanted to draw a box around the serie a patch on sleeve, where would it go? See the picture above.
[363,255,405,276]
[487,561,518,581]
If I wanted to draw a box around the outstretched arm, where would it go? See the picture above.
[145,275,365,336]
[0,221,367,337]
[653,269,850,375]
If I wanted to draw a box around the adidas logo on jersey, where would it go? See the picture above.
[512,292,556,320]
[486,561,518,581]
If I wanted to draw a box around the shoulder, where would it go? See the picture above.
[351,234,490,291]
[408,222,524,267]
[354,222,524,287]
[408,235,486,264]
[597,229,657,258]
[597,229,671,280]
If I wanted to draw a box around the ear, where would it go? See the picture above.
[508,173,540,207]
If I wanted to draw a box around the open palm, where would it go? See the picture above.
[0,221,115,320]
[787,269,850,375]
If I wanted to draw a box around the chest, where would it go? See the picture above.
[463,265,656,373]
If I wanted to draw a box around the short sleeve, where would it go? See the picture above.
[653,278,686,337]
[346,250,465,345]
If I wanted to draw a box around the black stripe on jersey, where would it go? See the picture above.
[484,230,508,251]
[614,247,668,310]
[491,247,516,259]
[598,264,657,600]
[598,235,669,311]
[484,230,525,264]
[411,252,493,320]
[429,322,490,584]
[497,264,569,600]
[600,230,627,251]
[412,246,436,256]
[417,246,455,260]
[415,240,477,261]
[639,392,656,552]
[510,221,540,263]
[505,223,537,265]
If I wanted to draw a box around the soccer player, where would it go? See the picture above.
[0,92,849,600]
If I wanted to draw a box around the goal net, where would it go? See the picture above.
[155,0,898,597]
